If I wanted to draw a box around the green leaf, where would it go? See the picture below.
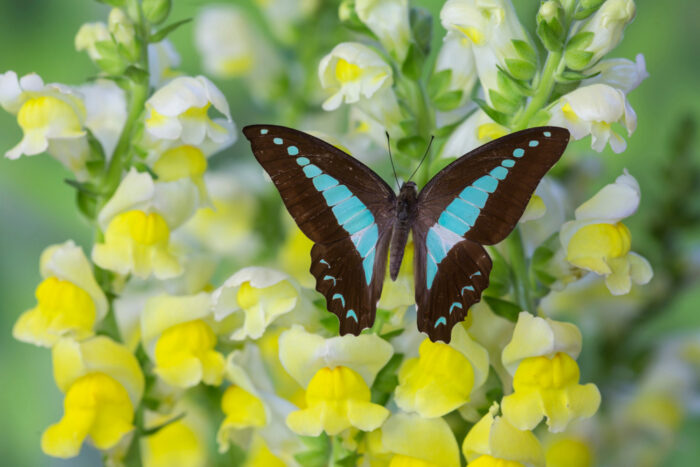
[489,89,520,114]
[336,453,362,467]
[371,353,403,405]
[433,90,463,111]
[556,69,600,83]
[149,18,192,43]
[534,268,557,287]
[76,190,99,220]
[401,43,424,81]
[532,244,555,267]
[537,22,563,53]
[573,6,598,20]
[428,69,453,99]
[505,58,536,81]
[483,296,522,322]
[294,450,328,467]
[96,0,125,6]
[125,66,149,84]
[380,328,404,340]
[399,118,418,136]
[512,39,536,63]
[567,31,595,51]
[483,247,511,297]
[141,412,185,436]
[564,50,594,71]
[409,7,433,57]
[397,135,426,158]
[474,98,510,127]
[496,67,532,98]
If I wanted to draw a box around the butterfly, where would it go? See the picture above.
[243,125,570,342]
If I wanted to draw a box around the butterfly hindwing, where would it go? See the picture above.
[243,125,396,334]
[413,127,570,342]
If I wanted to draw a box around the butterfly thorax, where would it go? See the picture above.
[389,182,418,280]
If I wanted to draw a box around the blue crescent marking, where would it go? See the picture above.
[449,302,463,314]
[434,317,447,328]
[323,275,336,286]
[461,285,475,294]
[319,259,330,268]
[346,309,358,322]
[332,293,345,307]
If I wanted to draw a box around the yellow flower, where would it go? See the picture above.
[545,437,593,467]
[501,353,600,433]
[355,0,411,61]
[243,435,287,467]
[217,385,266,449]
[286,366,389,436]
[141,413,207,467]
[560,170,652,294]
[13,241,107,347]
[141,292,225,388]
[212,267,299,340]
[278,226,315,288]
[378,238,415,313]
[394,324,489,417]
[463,403,544,467]
[381,413,460,467]
[152,144,210,206]
[44,336,144,458]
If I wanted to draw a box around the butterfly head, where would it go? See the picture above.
[399,181,418,198]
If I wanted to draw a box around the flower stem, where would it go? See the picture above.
[506,227,535,314]
[512,50,562,131]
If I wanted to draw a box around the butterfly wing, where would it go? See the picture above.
[243,125,396,335]
[413,126,570,342]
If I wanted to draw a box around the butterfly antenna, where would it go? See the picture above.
[385,131,400,190]
[407,135,435,183]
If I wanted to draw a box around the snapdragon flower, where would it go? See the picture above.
[560,169,652,295]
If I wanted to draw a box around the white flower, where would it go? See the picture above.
[0,71,91,177]
[575,0,636,67]
[145,75,235,147]
[76,80,127,159]
[548,83,636,153]
[212,267,299,341]
[441,0,531,98]
[195,6,255,79]
[582,53,648,93]
[318,42,393,111]
[148,40,181,87]
[520,177,569,254]
[559,169,652,295]
[434,33,477,99]
[440,109,508,159]
[355,0,411,62]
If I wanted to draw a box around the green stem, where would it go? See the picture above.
[512,50,562,130]
[506,227,535,313]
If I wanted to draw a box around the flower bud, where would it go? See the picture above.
[537,1,565,52]
[108,8,138,61]
[143,0,171,25]
[568,0,636,70]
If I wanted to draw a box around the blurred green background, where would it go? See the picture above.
[0,0,698,465]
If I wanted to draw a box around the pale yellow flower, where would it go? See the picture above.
[212,267,299,340]
[141,412,207,467]
[463,403,545,467]
[559,170,652,294]
[381,413,461,467]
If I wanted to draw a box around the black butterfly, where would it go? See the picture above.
[243,125,569,342]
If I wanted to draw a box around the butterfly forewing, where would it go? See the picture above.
[243,125,396,334]
[413,127,570,342]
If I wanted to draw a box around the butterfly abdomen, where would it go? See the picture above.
[389,182,418,280]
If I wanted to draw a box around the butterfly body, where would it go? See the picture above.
[243,124,570,342]
[389,181,418,280]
